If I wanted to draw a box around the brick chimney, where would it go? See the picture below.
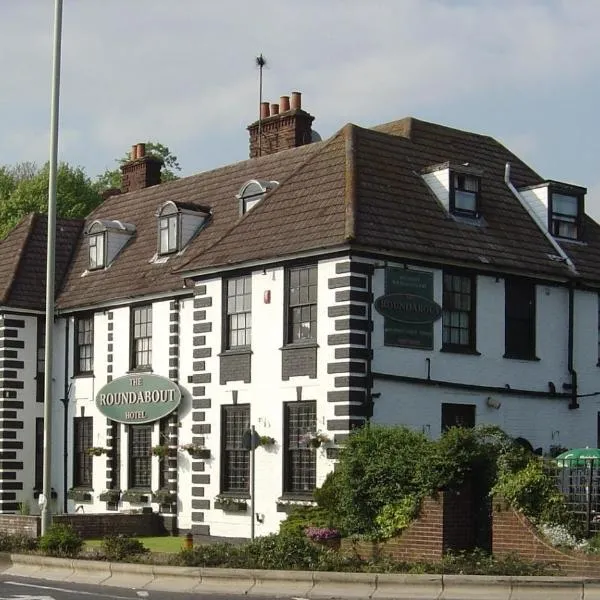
[120,143,163,193]
[247,91,315,158]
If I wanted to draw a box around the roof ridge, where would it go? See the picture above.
[2,213,37,304]
[343,123,357,241]
[175,129,346,273]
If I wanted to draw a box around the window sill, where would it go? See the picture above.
[279,493,316,502]
[72,372,95,379]
[280,341,319,351]
[503,354,540,362]
[217,492,250,500]
[218,348,253,357]
[440,346,481,356]
[127,367,153,374]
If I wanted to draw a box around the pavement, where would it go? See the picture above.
[2,552,600,599]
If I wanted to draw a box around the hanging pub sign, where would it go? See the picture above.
[375,267,441,350]
[95,374,181,424]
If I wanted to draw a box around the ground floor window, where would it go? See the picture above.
[283,400,317,496]
[35,418,43,490]
[73,416,93,488]
[221,404,250,494]
[441,403,475,432]
[129,424,152,489]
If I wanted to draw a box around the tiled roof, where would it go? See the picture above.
[0,214,83,310]
[55,116,600,311]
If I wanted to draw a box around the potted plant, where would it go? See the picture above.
[152,444,170,459]
[179,443,211,459]
[152,488,177,504]
[87,446,107,457]
[300,431,330,449]
[121,490,149,503]
[259,435,276,447]
[214,495,248,512]
[99,489,121,503]
[304,526,341,550]
[67,488,92,502]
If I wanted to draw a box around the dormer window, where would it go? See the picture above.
[88,223,105,270]
[451,173,480,217]
[550,191,582,240]
[158,203,179,255]
[85,219,135,271]
[237,180,278,215]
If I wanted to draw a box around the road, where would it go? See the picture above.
[0,576,281,600]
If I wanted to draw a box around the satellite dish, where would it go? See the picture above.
[311,130,322,142]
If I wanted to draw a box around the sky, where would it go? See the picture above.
[1,0,600,218]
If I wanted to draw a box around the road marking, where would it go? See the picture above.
[135,594,149,598]
[0,595,56,600]
[5,581,137,599]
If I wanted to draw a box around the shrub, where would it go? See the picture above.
[177,542,248,568]
[0,533,38,553]
[38,523,83,557]
[279,506,337,537]
[100,534,149,561]
[436,549,557,576]
[244,533,324,570]
[374,496,420,539]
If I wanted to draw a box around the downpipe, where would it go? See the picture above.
[567,284,579,409]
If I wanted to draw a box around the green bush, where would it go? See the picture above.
[100,534,149,561]
[279,506,337,537]
[0,533,38,553]
[38,524,83,557]
[244,533,324,570]
[177,542,248,568]
[374,496,420,540]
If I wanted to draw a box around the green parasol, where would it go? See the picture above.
[555,447,600,468]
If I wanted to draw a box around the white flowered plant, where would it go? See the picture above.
[539,523,588,551]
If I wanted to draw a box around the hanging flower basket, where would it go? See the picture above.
[99,489,121,503]
[122,490,149,504]
[151,445,170,458]
[299,431,330,449]
[152,488,177,505]
[259,435,276,447]
[304,526,341,550]
[87,447,108,456]
[214,496,248,512]
[179,443,210,459]
[67,488,92,502]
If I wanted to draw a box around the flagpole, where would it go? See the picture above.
[41,0,63,536]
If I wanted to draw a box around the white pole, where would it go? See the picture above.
[250,424,256,540]
[41,0,63,536]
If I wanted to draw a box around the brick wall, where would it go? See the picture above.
[492,498,600,576]
[0,515,40,538]
[53,513,169,539]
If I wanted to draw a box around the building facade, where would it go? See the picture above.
[1,94,600,538]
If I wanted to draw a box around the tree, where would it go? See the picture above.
[0,162,102,238]
[94,141,181,193]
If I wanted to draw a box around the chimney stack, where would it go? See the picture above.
[120,142,163,193]
[248,91,315,159]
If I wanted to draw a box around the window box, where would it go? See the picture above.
[122,490,149,504]
[99,489,121,503]
[152,488,177,505]
[214,496,248,512]
[87,446,108,457]
[179,444,210,459]
[67,488,92,502]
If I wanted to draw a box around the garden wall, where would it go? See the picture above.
[0,515,40,538]
[53,513,169,539]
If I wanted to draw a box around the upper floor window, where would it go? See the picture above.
[131,305,152,369]
[88,223,106,270]
[450,172,480,217]
[442,272,476,352]
[505,278,536,360]
[158,202,179,254]
[225,276,252,349]
[286,265,317,343]
[75,315,94,374]
[550,191,582,240]
[237,180,278,215]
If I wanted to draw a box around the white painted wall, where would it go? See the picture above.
[422,169,450,212]
[520,186,549,232]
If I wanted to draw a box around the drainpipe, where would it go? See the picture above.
[366,265,374,420]
[504,163,576,273]
[62,318,70,513]
[567,284,579,409]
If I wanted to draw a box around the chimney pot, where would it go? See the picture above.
[136,143,146,158]
[270,103,279,115]
[290,91,302,110]
[279,95,290,111]
[131,145,138,160]
[260,102,270,119]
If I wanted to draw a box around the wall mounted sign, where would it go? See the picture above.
[376,268,440,349]
[95,374,181,424]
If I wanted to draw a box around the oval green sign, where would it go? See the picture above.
[96,374,181,424]
[374,293,442,324]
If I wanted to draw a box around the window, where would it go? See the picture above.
[442,272,476,351]
[110,421,121,492]
[158,203,179,254]
[286,265,317,343]
[75,315,94,374]
[129,424,151,489]
[88,223,106,269]
[35,418,44,491]
[237,180,278,214]
[283,401,317,495]
[450,172,480,217]
[131,305,152,369]
[36,317,45,403]
[441,403,475,432]
[225,276,252,349]
[505,278,536,359]
[550,191,582,240]
[73,416,93,488]
[221,404,250,494]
